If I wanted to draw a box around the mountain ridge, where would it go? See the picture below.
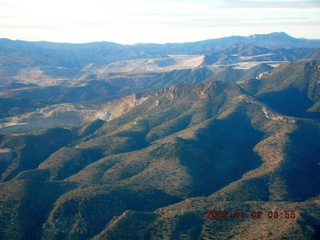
[1,32,319,68]
[1,61,320,239]
[0,32,312,47]
[0,33,320,239]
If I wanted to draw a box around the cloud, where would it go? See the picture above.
[218,0,320,9]
[0,0,319,43]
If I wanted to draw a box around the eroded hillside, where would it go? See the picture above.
[1,33,320,239]
[0,61,320,239]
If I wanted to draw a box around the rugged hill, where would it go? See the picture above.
[0,64,274,129]
[196,63,274,83]
[203,43,319,69]
[0,61,320,239]
[241,60,320,119]
[1,32,320,86]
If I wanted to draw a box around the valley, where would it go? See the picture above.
[0,33,320,239]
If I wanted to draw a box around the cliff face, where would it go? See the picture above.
[98,93,149,121]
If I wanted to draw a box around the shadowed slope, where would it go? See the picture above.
[0,61,320,239]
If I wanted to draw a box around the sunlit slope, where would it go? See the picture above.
[0,61,319,239]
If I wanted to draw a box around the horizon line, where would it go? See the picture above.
[1,31,319,46]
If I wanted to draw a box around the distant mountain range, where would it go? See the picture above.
[0,33,320,239]
[0,32,319,85]
[0,32,319,70]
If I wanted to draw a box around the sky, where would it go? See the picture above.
[0,0,320,44]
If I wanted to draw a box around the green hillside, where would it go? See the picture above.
[0,61,320,239]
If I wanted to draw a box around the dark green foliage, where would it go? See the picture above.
[54,148,104,180]
[0,180,75,240]
[0,128,75,181]
[146,68,214,90]
[240,63,274,80]
[259,87,315,118]
[170,212,204,239]
[176,115,263,196]
[42,187,181,240]
[94,211,159,240]
[209,66,245,82]
[0,97,45,118]
[78,119,105,137]
[242,60,320,119]
[279,120,320,201]
[1,60,320,239]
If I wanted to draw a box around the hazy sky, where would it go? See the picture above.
[0,0,319,44]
